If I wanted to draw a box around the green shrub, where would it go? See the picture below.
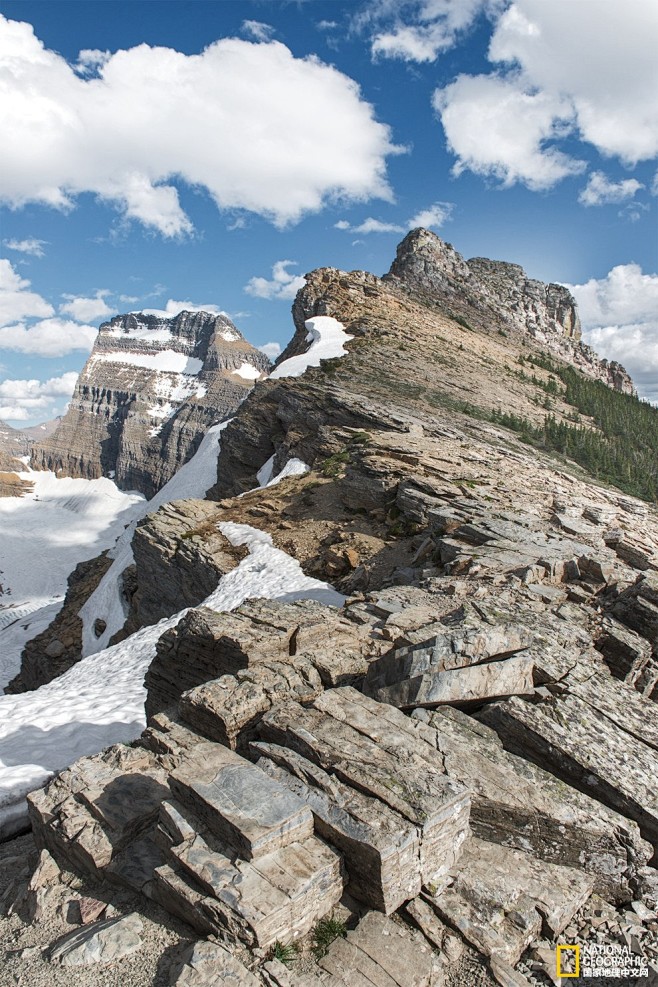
[312,917,347,959]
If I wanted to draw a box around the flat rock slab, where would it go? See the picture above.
[169,939,259,986]
[364,624,532,697]
[49,912,143,966]
[319,911,437,987]
[480,691,658,852]
[170,742,314,860]
[366,652,535,708]
[415,704,651,903]
[428,838,593,965]
[259,690,470,887]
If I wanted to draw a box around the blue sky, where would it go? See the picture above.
[1,0,657,424]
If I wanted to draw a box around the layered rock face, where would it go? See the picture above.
[12,232,658,986]
[384,228,633,393]
[32,311,271,498]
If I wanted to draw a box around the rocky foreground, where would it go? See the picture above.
[2,231,658,986]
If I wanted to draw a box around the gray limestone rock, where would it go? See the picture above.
[427,837,593,965]
[169,741,314,860]
[413,705,651,902]
[258,690,471,888]
[254,743,422,914]
[49,912,143,966]
[169,939,260,986]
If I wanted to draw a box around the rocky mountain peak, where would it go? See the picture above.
[385,227,582,345]
[32,309,270,498]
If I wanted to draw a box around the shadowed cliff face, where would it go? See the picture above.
[31,310,271,498]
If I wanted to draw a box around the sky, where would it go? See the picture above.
[0,0,657,424]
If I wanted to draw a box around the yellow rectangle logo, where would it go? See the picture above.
[556,944,580,978]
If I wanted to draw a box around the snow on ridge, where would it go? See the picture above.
[93,351,204,374]
[105,325,176,343]
[0,517,344,839]
[79,421,229,657]
[270,316,353,380]
[232,361,262,381]
[220,328,241,342]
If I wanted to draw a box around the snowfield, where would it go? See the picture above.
[0,473,144,691]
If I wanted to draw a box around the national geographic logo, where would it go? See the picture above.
[556,942,650,979]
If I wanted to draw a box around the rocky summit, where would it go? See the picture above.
[32,310,271,498]
[2,231,658,987]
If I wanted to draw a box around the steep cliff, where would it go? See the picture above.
[32,310,271,498]
[384,229,633,394]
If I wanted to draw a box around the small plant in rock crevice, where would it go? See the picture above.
[311,916,347,958]
[269,940,299,966]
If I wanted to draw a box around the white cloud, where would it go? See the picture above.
[0,318,97,356]
[317,21,339,31]
[60,290,114,322]
[75,48,110,76]
[241,20,275,42]
[651,171,658,197]
[0,17,399,234]
[335,200,453,234]
[361,0,495,63]
[351,218,405,234]
[244,261,307,301]
[434,0,658,189]
[3,238,47,257]
[408,201,453,228]
[567,264,658,403]
[578,171,644,207]
[258,342,282,360]
[0,259,54,327]
[0,371,78,421]
[139,299,229,318]
[568,264,658,328]
[434,74,585,189]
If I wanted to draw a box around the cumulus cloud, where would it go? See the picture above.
[60,290,114,322]
[435,74,585,189]
[258,342,282,360]
[139,299,229,318]
[0,371,78,421]
[0,259,54,327]
[3,238,47,257]
[244,261,307,301]
[0,318,97,356]
[335,200,453,234]
[0,16,399,234]
[434,0,658,188]
[359,0,495,63]
[578,172,644,207]
[567,264,658,403]
[241,20,275,42]
[408,201,454,228]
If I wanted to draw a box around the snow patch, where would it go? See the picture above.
[270,316,353,379]
[106,325,176,344]
[256,455,275,487]
[220,329,241,342]
[231,362,262,381]
[93,351,203,374]
[79,421,228,656]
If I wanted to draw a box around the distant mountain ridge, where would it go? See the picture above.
[32,310,271,498]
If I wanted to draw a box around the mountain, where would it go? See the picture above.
[2,231,657,986]
[32,310,271,498]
